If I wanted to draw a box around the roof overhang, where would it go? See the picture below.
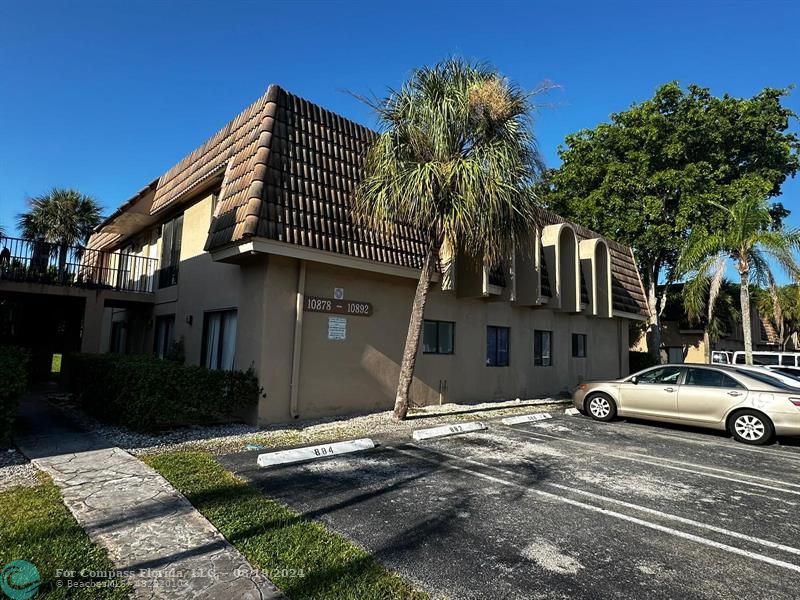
[94,180,158,236]
[613,309,648,321]
[211,237,426,280]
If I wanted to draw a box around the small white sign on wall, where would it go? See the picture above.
[334,287,344,300]
[328,316,347,340]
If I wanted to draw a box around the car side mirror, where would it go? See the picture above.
[630,376,638,385]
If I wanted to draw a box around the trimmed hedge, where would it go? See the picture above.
[629,350,658,373]
[0,346,29,442]
[66,353,260,431]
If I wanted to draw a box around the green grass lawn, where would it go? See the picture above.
[145,451,427,600]
[0,475,131,599]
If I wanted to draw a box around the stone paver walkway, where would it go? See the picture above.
[15,393,284,600]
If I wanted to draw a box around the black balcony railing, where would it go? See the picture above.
[0,236,158,293]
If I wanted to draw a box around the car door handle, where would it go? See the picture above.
[664,387,675,392]
[728,391,742,397]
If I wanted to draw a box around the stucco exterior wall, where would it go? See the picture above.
[250,258,630,425]
[88,192,637,427]
[100,193,243,357]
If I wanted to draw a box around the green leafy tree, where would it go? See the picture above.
[354,59,541,420]
[679,185,800,365]
[540,83,800,363]
[17,188,102,278]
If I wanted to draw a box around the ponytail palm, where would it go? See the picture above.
[354,59,541,419]
[680,183,800,365]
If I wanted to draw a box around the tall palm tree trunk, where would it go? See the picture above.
[645,271,664,364]
[394,243,438,420]
[703,330,711,364]
[740,268,753,365]
[703,261,724,364]
[58,242,69,283]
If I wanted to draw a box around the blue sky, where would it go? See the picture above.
[1,0,798,245]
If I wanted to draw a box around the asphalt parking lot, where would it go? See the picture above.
[221,413,800,599]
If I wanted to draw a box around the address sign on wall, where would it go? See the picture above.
[304,296,373,317]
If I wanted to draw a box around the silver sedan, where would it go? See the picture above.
[572,364,800,445]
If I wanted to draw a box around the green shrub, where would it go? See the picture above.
[66,354,260,431]
[629,350,658,373]
[0,346,29,442]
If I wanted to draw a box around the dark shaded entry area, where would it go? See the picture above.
[0,291,84,379]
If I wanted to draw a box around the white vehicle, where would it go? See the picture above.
[732,351,800,366]
[711,351,733,364]
[765,365,800,381]
[734,365,800,389]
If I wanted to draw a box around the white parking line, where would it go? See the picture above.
[624,453,800,489]
[507,426,800,496]
[545,483,800,557]
[394,445,800,574]
[410,443,800,557]
[519,424,800,489]
[610,422,800,462]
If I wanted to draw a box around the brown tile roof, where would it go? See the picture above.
[205,86,427,267]
[97,84,649,316]
[85,231,121,251]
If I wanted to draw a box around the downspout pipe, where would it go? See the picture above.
[289,260,306,419]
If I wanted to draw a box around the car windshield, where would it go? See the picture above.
[733,368,800,391]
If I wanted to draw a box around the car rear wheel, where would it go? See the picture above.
[728,410,774,445]
[586,393,617,422]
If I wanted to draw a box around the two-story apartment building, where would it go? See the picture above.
[73,84,649,425]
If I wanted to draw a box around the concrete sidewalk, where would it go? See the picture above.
[15,393,284,600]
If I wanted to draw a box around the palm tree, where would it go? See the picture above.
[682,276,739,363]
[353,59,541,419]
[755,282,800,350]
[17,188,102,279]
[680,184,800,365]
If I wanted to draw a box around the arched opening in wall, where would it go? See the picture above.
[558,227,579,312]
[595,241,612,318]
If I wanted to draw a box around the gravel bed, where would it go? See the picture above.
[55,396,570,456]
[0,448,41,491]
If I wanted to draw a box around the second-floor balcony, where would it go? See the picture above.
[0,236,158,293]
